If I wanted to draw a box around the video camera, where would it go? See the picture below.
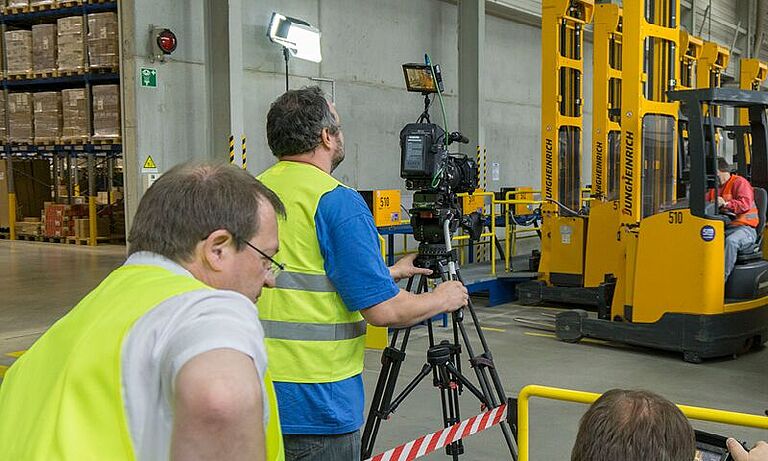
[398,62,482,270]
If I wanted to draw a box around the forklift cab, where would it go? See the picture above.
[669,88,768,300]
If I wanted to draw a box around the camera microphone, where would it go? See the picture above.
[449,132,469,144]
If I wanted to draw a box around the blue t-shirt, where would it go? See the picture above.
[274,186,400,435]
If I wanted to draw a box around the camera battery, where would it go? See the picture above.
[359,189,402,227]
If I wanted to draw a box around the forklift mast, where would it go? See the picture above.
[541,0,593,213]
[678,30,703,91]
[738,58,768,168]
[591,3,622,201]
[620,0,680,223]
[697,42,729,120]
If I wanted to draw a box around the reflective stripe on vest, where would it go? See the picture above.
[274,271,336,292]
[258,161,366,383]
[721,175,759,227]
[262,319,367,341]
[0,265,284,461]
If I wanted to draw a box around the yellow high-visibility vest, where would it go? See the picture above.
[258,161,366,383]
[0,264,284,460]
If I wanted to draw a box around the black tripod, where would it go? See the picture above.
[361,243,518,460]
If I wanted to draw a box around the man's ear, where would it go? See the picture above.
[320,127,333,149]
[200,229,235,271]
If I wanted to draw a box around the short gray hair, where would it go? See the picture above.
[128,162,285,262]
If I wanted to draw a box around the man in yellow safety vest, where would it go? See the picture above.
[0,163,286,461]
[258,87,469,460]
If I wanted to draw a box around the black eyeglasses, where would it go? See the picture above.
[242,240,285,277]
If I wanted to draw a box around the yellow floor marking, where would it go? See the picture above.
[523,331,616,347]
[524,331,557,339]
[6,350,26,358]
[0,366,7,378]
[481,327,506,333]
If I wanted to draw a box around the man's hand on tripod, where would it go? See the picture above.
[433,281,469,312]
[389,254,433,281]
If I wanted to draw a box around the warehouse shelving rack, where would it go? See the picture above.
[0,1,122,246]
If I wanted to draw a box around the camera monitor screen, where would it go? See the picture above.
[403,64,437,93]
[403,134,426,172]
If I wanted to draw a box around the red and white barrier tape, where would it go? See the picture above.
[365,403,508,461]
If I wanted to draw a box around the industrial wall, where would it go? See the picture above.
[121,0,755,225]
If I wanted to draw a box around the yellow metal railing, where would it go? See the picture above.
[378,186,595,277]
[517,385,768,461]
[456,191,497,274]
[497,190,543,272]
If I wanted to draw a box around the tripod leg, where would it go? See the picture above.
[458,273,519,460]
[361,328,410,458]
[361,275,424,459]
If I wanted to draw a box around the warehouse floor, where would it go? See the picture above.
[1,240,767,459]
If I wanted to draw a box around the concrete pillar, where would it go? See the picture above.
[204,0,246,167]
[458,0,485,169]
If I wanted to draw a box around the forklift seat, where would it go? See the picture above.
[736,187,767,263]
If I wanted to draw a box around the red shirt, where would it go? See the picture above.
[718,174,755,214]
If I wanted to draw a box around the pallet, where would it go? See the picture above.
[33,139,59,146]
[4,5,30,14]
[89,65,119,74]
[66,236,112,245]
[6,71,33,80]
[29,1,56,11]
[60,136,88,145]
[32,70,58,79]
[16,234,43,242]
[91,137,120,145]
[57,68,86,77]
[42,236,67,243]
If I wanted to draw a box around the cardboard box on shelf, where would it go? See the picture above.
[44,203,89,237]
[32,23,57,73]
[6,29,32,76]
[33,91,62,144]
[6,1,29,10]
[74,217,109,239]
[87,12,118,69]
[9,92,33,144]
[61,88,88,141]
[57,16,85,73]
[92,85,120,140]
[16,221,42,236]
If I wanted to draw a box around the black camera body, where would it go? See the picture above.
[399,122,482,267]
[400,123,477,194]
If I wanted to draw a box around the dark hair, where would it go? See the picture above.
[128,162,285,262]
[266,86,339,157]
[571,389,695,461]
[717,157,732,172]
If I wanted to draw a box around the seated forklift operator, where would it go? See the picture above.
[710,158,759,280]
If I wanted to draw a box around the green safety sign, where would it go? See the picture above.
[140,67,157,88]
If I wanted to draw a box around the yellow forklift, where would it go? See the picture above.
[553,0,768,362]
[557,87,768,362]
[519,0,624,317]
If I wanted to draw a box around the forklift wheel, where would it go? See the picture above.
[683,351,703,364]
[555,310,588,343]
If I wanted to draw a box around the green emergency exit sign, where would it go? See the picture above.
[140,67,157,88]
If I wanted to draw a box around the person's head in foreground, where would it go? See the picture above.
[571,389,695,461]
